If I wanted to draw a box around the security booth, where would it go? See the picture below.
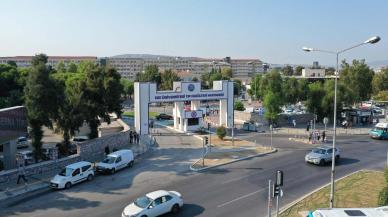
[134,80,234,135]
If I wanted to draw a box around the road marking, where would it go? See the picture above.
[217,188,265,208]
[221,174,253,184]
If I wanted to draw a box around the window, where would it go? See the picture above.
[162,195,173,203]
[188,118,199,126]
[152,197,163,206]
[72,168,80,177]
[82,165,91,172]
[344,210,366,216]
[115,156,122,163]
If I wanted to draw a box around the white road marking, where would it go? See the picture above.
[217,188,265,208]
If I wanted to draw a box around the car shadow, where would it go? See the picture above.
[335,157,360,166]
[162,203,205,217]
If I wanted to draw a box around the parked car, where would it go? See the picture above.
[96,149,134,174]
[155,113,173,120]
[305,146,340,166]
[49,161,94,189]
[16,137,29,149]
[72,136,89,143]
[17,150,34,165]
[122,190,183,217]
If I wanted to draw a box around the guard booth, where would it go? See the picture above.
[134,80,234,135]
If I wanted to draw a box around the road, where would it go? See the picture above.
[1,132,387,217]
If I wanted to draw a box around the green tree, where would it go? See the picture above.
[233,79,242,96]
[136,64,161,84]
[297,79,309,101]
[282,77,300,104]
[294,66,304,76]
[340,59,374,102]
[234,100,245,111]
[263,91,283,124]
[160,69,180,90]
[305,82,325,120]
[0,63,24,108]
[55,61,67,73]
[216,126,227,140]
[372,68,388,94]
[24,54,58,160]
[67,63,78,73]
[221,67,233,79]
[321,80,354,120]
[282,65,294,76]
[260,69,283,98]
[103,67,123,118]
[121,78,134,99]
[248,74,262,99]
[374,90,388,101]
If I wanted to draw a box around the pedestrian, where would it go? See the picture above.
[136,133,140,144]
[322,131,326,142]
[17,164,27,184]
[104,146,110,156]
[308,132,312,141]
[317,131,321,141]
[292,119,296,128]
[129,131,133,143]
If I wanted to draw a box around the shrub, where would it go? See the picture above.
[378,187,388,206]
[216,126,227,140]
[384,166,388,183]
[234,100,245,111]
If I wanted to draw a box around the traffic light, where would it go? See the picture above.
[208,123,211,130]
[273,184,280,197]
[204,136,208,145]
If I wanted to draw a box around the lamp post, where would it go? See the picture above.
[303,36,380,208]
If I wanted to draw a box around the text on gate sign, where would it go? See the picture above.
[154,92,225,100]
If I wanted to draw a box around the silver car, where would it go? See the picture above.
[305,146,340,166]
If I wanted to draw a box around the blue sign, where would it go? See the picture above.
[188,84,195,92]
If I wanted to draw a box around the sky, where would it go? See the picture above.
[1,0,387,65]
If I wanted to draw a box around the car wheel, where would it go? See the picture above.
[110,168,115,174]
[171,204,180,214]
[128,161,134,168]
[65,182,71,189]
[87,174,93,181]
[319,159,325,166]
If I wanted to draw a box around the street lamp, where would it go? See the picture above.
[303,36,380,209]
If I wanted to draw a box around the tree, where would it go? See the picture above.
[103,67,123,118]
[221,67,233,79]
[372,68,388,94]
[67,63,78,73]
[321,80,354,120]
[55,61,67,73]
[297,79,309,101]
[160,69,180,90]
[374,90,388,101]
[121,78,134,99]
[282,65,294,76]
[260,69,283,98]
[24,54,58,160]
[248,74,262,99]
[216,126,227,140]
[282,77,300,104]
[263,91,283,124]
[233,79,242,96]
[325,67,336,76]
[0,63,24,108]
[192,77,199,82]
[136,64,161,84]
[234,100,245,111]
[305,82,325,120]
[340,59,374,102]
[295,66,304,76]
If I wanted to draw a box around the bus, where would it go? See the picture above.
[369,122,388,140]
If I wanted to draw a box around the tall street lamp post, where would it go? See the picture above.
[302,36,380,208]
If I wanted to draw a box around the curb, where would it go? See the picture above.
[0,182,50,208]
[278,169,382,215]
[189,148,278,172]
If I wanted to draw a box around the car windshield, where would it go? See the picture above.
[59,167,73,177]
[312,149,326,154]
[102,156,116,164]
[373,127,385,131]
[134,196,152,208]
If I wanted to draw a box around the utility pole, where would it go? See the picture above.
[208,123,211,152]
[268,179,272,217]
[270,124,273,148]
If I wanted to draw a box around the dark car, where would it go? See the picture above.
[155,113,173,120]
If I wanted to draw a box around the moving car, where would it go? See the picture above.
[122,190,183,217]
[309,206,388,217]
[305,146,340,166]
[155,113,173,120]
[50,161,94,189]
[96,149,134,174]
[370,122,388,140]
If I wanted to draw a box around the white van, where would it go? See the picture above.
[96,149,134,174]
[50,161,94,189]
[310,206,388,217]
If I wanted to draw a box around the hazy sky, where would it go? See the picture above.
[1,0,387,65]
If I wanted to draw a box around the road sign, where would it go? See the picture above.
[323,117,329,125]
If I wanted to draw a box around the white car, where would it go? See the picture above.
[96,149,134,174]
[16,137,29,149]
[122,190,183,217]
[50,161,94,189]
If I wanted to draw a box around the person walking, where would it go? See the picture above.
[322,131,326,142]
[306,122,310,132]
[136,133,140,144]
[129,131,133,144]
[17,164,27,184]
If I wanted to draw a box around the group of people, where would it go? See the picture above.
[308,130,326,143]
[129,131,139,144]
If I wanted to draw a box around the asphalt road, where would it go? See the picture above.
[1,133,387,217]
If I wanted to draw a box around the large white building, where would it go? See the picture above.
[0,56,98,68]
[107,54,264,82]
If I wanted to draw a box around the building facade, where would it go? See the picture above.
[0,56,98,68]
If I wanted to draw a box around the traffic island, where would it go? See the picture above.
[190,136,276,171]
[279,170,385,217]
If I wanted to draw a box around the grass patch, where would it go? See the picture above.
[122,111,159,118]
[280,170,385,217]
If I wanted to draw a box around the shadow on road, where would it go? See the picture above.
[336,157,360,166]
[162,203,205,217]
